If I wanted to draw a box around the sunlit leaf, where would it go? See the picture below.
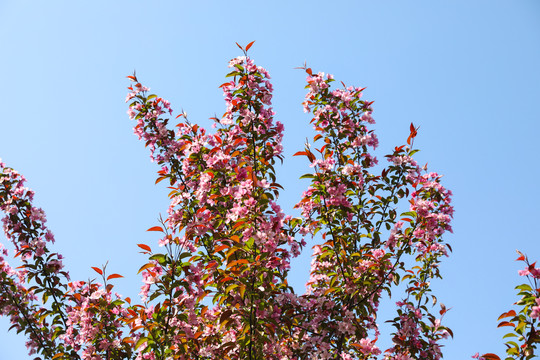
[497,310,516,320]
[245,41,255,51]
[481,354,501,360]
[137,244,152,252]
[107,273,124,280]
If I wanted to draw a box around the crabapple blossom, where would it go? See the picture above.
[1,46,460,360]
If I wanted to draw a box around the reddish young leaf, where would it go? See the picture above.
[482,354,501,360]
[245,41,255,51]
[146,226,163,232]
[107,273,124,280]
[439,303,447,315]
[227,259,249,269]
[214,244,229,253]
[497,310,516,320]
[138,263,155,274]
[497,321,515,328]
[137,243,152,252]
[91,267,103,275]
[231,221,245,231]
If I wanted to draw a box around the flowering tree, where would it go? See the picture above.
[0,42,478,360]
[475,252,540,360]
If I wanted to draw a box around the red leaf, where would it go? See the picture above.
[233,221,245,230]
[235,42,243,51]
[91,267,103,275]
[293,151,308,157]
[497,321,515,328]
[137,244,152,252]
[138,263,155,274]
[482,354,501,360]
[245,41,255,51]
[306,68,312,76]
[147,226,163,232]
[227,259,249,269]
[497,310,516,320]
[107,274,124,281]
[214,244,229,253]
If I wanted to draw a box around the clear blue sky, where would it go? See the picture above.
[1,1,539,358]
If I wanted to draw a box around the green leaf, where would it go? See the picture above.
[149,254,167,265]
[401,211,417,218]
[135,337,148,350]
[226,71,241,78]
[515,284,532,291]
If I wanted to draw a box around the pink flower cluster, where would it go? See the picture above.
[0,159,72,358]
[62,281,129,360]
[0,161,58,260]
[518,261,540,319]
[410,172,454,256]
[385,301,448,360]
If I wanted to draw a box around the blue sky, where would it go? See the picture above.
[1,1,539,358]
